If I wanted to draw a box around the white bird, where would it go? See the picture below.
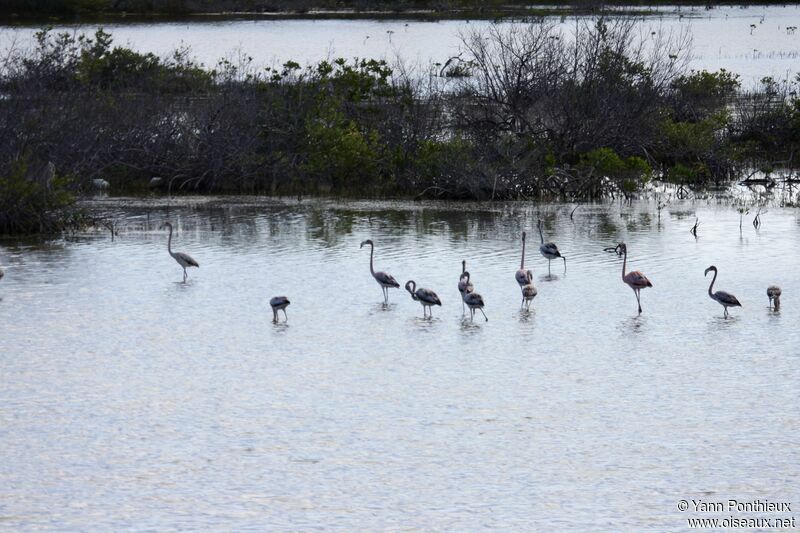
[162,222,199,282]
[458,259,474,313]
[460,271,487,321]
[537,219,566,274]
[705,265,742,317]
[767,285,781,310]
[360,239,400,303]
[405,280,441,318]
[515,231,529,288]
[520,270,537,310]
[269,296,290,322]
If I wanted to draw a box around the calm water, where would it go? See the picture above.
[0,197,798,530]
[2,5,800,84]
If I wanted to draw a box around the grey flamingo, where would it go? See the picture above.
[537,219,566,274]
[269,296,290,322]
[618,243,652,313]
[767,285,781,310]
[405,280,441,318]
[458,259,474,313]
[516,231,529,288]
[705,266,741,317]
[360,239,400,302]
[162,222,199,282]
[460,271,487,321]
[521,270,537,310]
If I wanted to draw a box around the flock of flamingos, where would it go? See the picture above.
[154,218,785,323]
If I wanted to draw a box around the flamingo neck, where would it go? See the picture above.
[708,269,717,296]
[406,281,417,299]
[520,237,526,269]
[538,224,544,244]
[369,243,375,275]
[621,249,627,281]
[167,226,173,254]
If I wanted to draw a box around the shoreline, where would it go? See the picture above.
[0,3,787,25]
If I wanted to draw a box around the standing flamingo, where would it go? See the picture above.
[520,270,537,310]
[405,280,441,317]
[537,219,566,274]
[515,231,529,288]
[704,266,741,317]
[269,296,291,323]
[360,239,400,302]
[162,222,199,282]
[460,271,487,321]
[618,243,652,313]
[458,260,474,313]
[767,285,781,310]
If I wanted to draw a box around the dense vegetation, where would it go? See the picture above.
[1,20,799,233]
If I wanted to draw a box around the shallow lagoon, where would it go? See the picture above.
[1,196,798,529]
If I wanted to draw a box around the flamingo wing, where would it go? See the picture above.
[540,242,561,257]
[417,288,441,306]
[714,291,741,307]
[465,291,484,307]
[522,284,538,299]
[176,252,199,267]
[269,296,290,308]
[625,270,652,288]
[515,269,529,286]
[375,271,400,288]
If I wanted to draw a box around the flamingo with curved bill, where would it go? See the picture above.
[705,266,741,317]
[460,271,487,321]
[405,280,441,318]
[537,219,566,274]
[618,243,652,314]
[162,222,199,282]
[360,239,400,303]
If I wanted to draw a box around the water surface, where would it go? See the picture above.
[1,197,798,530]
[2,5,800,84]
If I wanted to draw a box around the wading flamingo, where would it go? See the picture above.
[516,232,529,288]
[405,280,441,318]
[162,222,199,282]
[767,285,781,310]
[521,270,537,310]
[618,243,652,313]
[537,219,566,274]
[270,296,290,323]
[704,266,741,317]
[460,271,487,321]
[458,260,474,313]
[360,239,400,302]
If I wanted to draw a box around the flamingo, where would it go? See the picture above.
[360,239,400,302]
[520,270,537,310]
[704,266,741,317]
[405,280,441,317]
[460,271,487,321]
[458,260,474,313]
[162,222,199,282]
[269,296,290,323]
[767,285,782,310]
[618,243,652,313]
[537,219,566,274]
[516,231,529,287]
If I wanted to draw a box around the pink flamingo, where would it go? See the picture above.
[705,266,741,317]
[618,243,652,313]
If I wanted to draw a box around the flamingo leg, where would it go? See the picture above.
[479,308,488,321]
[272,310,278,323]
[283,309,288,320]
[520,296,525,309]
[635,288,642,313]
[562,256,567,272]
[548,259,551,275]
[182,268,187,282]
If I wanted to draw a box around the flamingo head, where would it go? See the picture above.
[617,242,627,254]
[704,265,717,276]
[161,222,173,230]
[404,280,416,294]
[360,239,373,249]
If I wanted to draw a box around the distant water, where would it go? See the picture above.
[1,196,798,530]
[1,5,800,84]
